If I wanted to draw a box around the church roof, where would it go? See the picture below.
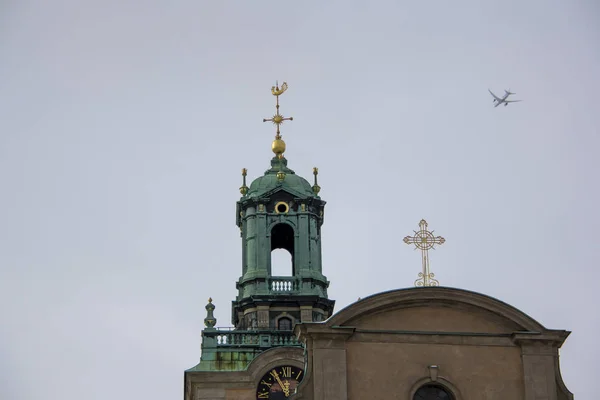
[325,287,552,333]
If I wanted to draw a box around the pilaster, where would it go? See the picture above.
[294,324,355,400]
[300,306,313,322]
[512,331,570,400]
[257,306,270,329]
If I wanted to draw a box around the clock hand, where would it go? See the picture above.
[272,372,287,393]
[270,370,291,397]
[282,380,291,396]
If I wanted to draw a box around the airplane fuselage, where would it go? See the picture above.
[494,93,510,107]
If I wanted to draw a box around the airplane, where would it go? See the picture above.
[488,89,522,107]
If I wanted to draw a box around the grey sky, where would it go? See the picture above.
[1,1,598,399]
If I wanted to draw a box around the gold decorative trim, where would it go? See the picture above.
[274,201,290,214]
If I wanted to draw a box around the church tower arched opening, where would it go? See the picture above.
[270,223,295,277]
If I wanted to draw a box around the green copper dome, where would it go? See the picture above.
[247,157,314,199]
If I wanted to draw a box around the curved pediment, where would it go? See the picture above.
[327,287,545,333]
[246,347,304,381]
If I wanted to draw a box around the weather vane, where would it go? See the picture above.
[403,219,446,287]
[263,81,293,158]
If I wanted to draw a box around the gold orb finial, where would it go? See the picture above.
[272,137,286,157]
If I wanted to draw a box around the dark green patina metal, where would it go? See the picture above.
[186,156,334,372]
[234,157,330,300]
[245,157,315,199]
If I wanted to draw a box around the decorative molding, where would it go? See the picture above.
[346,330,516,347]
[247,347,305,382]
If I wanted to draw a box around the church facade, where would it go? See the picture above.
[183,83,573,400]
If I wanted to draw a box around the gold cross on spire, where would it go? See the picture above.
[403,219,446,287]
[263,81,293,158]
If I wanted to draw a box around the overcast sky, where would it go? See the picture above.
[1,1,598,399]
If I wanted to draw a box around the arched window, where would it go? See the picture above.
[278,317,292,331]
[413,384,454,400]
[271,223,295,276]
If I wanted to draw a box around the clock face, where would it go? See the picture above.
[256,365,304,399]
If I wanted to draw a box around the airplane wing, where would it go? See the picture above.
[488,89,503,101]
[504,100,522,103]
[494,101,501,107]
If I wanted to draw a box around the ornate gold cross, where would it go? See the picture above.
[403,219,446,287]
[263,81,293,139]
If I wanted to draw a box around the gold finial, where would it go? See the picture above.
[208,297,213,303]
[239,168,248,195]
[263,81,293,159]
[403,219,446,287]
[312,167,321,195]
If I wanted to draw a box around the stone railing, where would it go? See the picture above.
[268,276,299,293]
[203,329,301,349]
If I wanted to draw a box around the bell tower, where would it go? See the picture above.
[186,82,334,375]
[233,81,334,330]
